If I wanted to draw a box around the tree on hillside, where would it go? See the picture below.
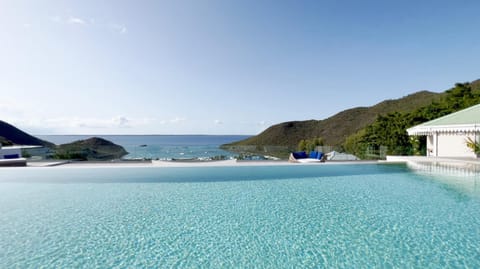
[297,137,324,152]
[344,83,480,158]
[344,129,368,159]
[444,83,477,110]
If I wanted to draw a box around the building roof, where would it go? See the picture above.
[0,145,43,150]
[407,103,480,135]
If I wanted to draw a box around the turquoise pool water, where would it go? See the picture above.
[1,164,480,268]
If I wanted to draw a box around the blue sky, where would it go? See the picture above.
[1,0,479,135]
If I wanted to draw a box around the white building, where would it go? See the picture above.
[407,104,480,158]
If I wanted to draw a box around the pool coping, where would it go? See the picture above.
[19,156,480,169]
[384,156,480,175]
[20,159,379,168]
[385,156,480,165]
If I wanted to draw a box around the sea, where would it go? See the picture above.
[37,135,250,160]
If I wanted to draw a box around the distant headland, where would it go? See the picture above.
[0,121,128,161]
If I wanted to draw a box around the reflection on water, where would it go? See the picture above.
[407,161,480,197]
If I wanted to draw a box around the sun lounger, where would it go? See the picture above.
[289,151,325,163]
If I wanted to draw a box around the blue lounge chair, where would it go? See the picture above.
[289,151,324,163]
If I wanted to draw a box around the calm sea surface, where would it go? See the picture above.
[38,135,250,159]
[1,164,480,268]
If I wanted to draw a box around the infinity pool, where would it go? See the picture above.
[1,164,480,268]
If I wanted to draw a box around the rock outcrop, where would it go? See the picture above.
[55,137,128,160]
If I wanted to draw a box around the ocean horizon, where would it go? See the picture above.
[37,134,251,160]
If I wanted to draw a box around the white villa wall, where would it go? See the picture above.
[426,135,435,157]
[436,133,477,158]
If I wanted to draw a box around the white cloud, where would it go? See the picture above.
[170,117,186,123]
[44,117,103,129]
[109,23,127,34]
[49,16,62,23]
[50,15,88,25]
[112,116,130,127]
[68,16,87,25]
[214,120,223,125]
[156,117,188,125]
[8,116,158,134]
[70,116,134,129]
[1,106,188,134]
[49,15,127,35]
[0,101,23,114]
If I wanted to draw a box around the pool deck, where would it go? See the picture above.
[21,159,378,168]
[385,155,480,165]
[17,156,480,168]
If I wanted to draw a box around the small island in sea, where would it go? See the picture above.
[53,137,128,161]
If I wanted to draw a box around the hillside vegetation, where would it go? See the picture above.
[345,81,480,158]
[0,120,55,148]
[224,91,441,148]
[223,79,480,159]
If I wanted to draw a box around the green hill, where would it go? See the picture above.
[344,81,480,158]
[224,90,441,150]
[224,79,480,158]
[0,120,55,148]
[470,79,480,91]
[0,120,128,161]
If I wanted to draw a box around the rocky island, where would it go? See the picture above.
[55,137,128,161]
